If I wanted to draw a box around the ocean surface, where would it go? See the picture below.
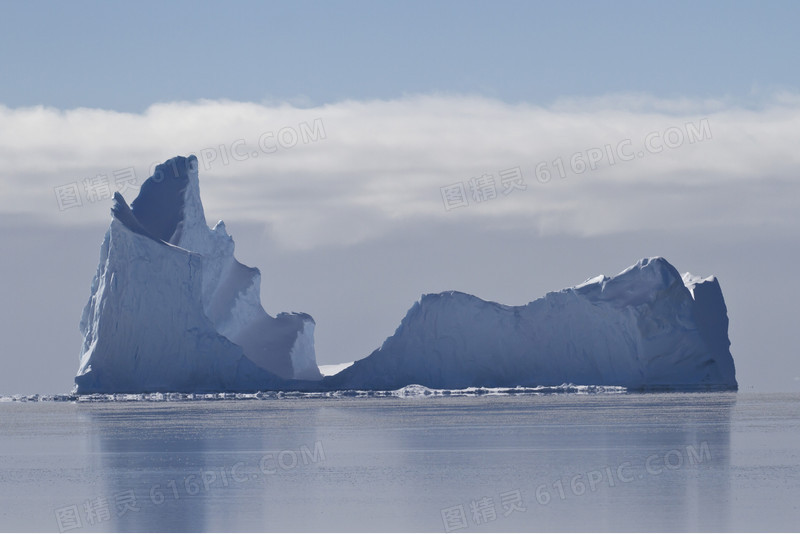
[0,391,798,532]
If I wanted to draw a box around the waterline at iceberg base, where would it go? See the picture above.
[74,155,737,394]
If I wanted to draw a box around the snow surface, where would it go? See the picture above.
[326,257,737,391]
[75,156,321,394]
[319,361,355,377]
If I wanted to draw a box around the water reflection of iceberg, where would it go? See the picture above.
[84,393,734,531]
[86,401,326,532]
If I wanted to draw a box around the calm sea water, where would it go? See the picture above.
[0,392,798,532]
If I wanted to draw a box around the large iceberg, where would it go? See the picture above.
[75,156,321,394]
[75,155,736,393]
[325,257,737,391]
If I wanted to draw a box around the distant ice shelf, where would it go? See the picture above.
[3,385,628,403]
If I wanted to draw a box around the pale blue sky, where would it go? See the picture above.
[2,0,799,111]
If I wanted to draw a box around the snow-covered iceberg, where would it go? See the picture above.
[325,257,737,391]
[75,155,321,394]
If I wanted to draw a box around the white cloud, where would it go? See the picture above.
[1,94,799,249]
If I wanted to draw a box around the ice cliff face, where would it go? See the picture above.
[75,155,321,394]
[326,257,737,391]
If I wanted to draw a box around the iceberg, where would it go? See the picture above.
[325,257,737,391]
[75,156,321,394]
[74,154,736,394]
